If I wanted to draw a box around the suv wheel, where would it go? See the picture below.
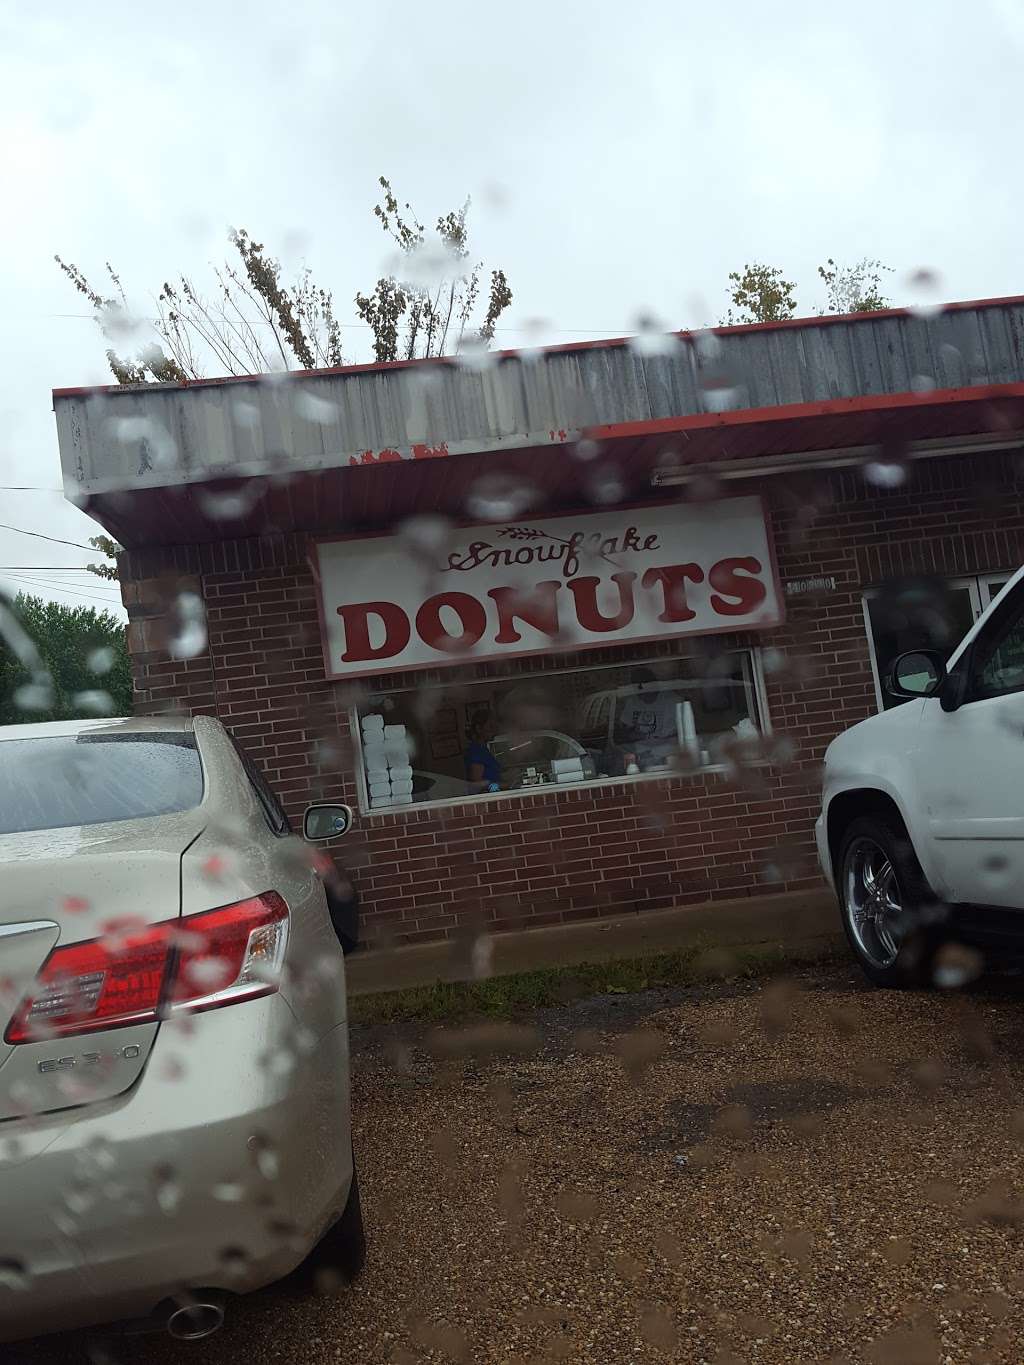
[837,815,941,987]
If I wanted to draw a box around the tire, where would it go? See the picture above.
[311,1161,366,1283]
[836,814,945,988]
[324,880,360,956]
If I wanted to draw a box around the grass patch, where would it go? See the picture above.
[348,938,843,1027]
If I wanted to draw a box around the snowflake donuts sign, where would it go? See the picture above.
[314,497,782,679]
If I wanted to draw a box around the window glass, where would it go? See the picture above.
[356,651,762,809]
[970,592,1024,699]
[864,578,976,710]
[0,733,203,835]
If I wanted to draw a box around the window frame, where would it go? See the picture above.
[350,648,772,816]
[961,579,1024,704]
[229,736,292,836]
[862,572,1009,712]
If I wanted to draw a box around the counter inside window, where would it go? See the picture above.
[353,650,767,810]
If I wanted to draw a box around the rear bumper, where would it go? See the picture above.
[0,994,351,1343]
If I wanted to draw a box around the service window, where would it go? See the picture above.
[353,650,766,811]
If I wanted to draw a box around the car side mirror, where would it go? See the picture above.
[303,802,353,841]
[886,650,946,700]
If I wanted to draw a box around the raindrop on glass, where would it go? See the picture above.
[87,646,116,675]
[905,268,944,319]
[212,1180,246,1203]
[248,1132,280,1180]
[169,592,207,660]
[0,1259,29,1292]
[72,690,116,716]
[153,1163,182,1215]
[572,438,601,463]
[864,460,907,489]
[465,475,536,521]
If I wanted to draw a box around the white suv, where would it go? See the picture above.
[817,566,1024,985]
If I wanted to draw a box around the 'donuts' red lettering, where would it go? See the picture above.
[488,581,563,644]
[567,572,637,632]
[415,592,487,654]
[641,563,704,622]
[337,601,411,663]
[708,556,767,616]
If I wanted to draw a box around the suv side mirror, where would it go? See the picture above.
[886,650,946,700]
[303,802,353,841]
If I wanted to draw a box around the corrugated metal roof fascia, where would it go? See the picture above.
[54,301,1024,492]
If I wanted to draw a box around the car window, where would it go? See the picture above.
[969,590,1024,700]
[229,737,291,835]
[0,733,203,835]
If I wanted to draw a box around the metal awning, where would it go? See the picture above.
[51,297,1024,548]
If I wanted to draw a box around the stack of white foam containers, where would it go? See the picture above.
[361,714,414,808]
[551,755,586,784]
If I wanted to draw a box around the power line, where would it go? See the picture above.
[0,524,97,551]
[0,486,63,492]
[0,574,124,606]
[0,565,103,570]
[40,311,633,335]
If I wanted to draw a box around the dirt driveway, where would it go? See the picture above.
[18,962,1024,1364]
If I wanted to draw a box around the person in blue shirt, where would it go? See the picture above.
[464,709,503,792]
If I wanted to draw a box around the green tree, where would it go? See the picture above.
[56,175,512,381]
[724,263,798,324]
[723,258,892,324]
[0,594,132,725]
[817,257,891,314]
[86,534,122,582]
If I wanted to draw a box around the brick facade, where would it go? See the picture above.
[119,451,1024,947]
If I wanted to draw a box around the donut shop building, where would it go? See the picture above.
[52,296,1024,945]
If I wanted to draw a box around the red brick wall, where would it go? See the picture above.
[120,451,1024,946]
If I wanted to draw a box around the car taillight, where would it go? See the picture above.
[4,893,289,1045]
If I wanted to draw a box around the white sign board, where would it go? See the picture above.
[314,496,782,680]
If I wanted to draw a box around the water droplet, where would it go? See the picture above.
[258,1045,296,1078]
[196,485,262,520]
[910,373,937,393]
[169,592,207,660]
[231,399,261,430]
[153,1163,182,1215]
[0,1258,29,1292]
[86,646,115,675]
[82,1136,117,1174]
[587,466,625,504]
[453,335,497,372]
[465,475,536,520]
[399,514,452,566]
[72,690,116,716]
[627,313,678,358]
[248,1132,280,1180]
[218,1245,250,1280]
[14,680,54,712]
[572,438,602,463]
[905,268,944,319]
[185,955,233,990]
[212,1180,246,1203]
[864,460,907,489]
[296,390,338,425]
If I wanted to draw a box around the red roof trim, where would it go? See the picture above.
[50,294,1024,401]
[583,381,1024,444]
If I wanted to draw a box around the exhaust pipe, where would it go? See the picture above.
[166,1293,226,1341]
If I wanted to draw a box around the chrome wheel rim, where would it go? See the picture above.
[843,837,903,969]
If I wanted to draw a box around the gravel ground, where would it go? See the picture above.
[16,963,1024,1364]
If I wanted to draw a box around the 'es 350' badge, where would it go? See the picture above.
[38,1044,142,1074]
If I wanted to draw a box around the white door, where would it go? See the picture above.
[914,580,1024,907]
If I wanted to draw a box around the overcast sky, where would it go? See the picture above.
[1,0,1022,617]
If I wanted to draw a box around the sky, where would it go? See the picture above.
[1,0,1023,619]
